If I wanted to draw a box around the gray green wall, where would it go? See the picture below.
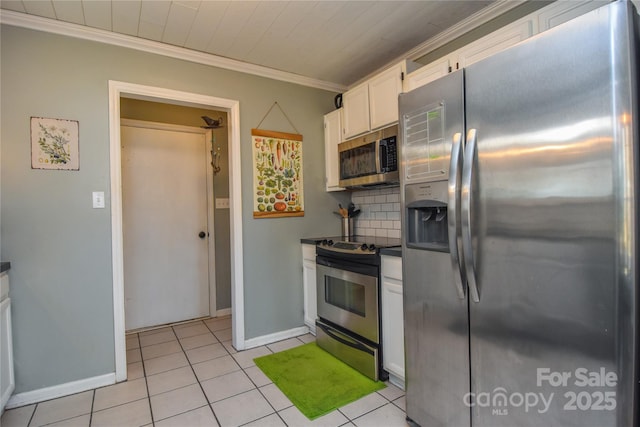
[119,99,232,311]
[1,24,349,394]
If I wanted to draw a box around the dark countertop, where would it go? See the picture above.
[380,247,402,257]
[1,262,11,273]
[300,236,342,245]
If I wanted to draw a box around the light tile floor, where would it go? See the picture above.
[1,316,408,427]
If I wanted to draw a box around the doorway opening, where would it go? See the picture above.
[109,81,245,382]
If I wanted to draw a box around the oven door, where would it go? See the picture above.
[316,256,379,344]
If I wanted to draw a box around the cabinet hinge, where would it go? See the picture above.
[456,62,460,70]
[401,71,405,81]
[448,66,452,73]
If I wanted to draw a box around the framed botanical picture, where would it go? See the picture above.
[31,117,79,170]
[252,129,304,218]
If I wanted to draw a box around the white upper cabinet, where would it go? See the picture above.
[404,0,606,93]
[456,18,534,69]
[342,83,370,140]
[404,57,451,92]
[343,62,404,140]
[369,64,404,131]
[323,109,344,192]
[537,0,608,32]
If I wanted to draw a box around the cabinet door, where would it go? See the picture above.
[456,19,534,69]
[404,57,451,92]
[342,83,370,140]
[537,0,606,32]
[381,256,405,388]
[369,64,403,130]
[301,244,317,333]
[1,297,15,412]
[324,109,344,192]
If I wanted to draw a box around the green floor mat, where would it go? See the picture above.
[254,342,386,420]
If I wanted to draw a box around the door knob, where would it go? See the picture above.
[199,231,207,239]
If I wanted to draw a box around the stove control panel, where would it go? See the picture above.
[318,239,377,253]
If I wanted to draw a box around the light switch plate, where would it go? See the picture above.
[215,198,230,209]
[92,191,105,209]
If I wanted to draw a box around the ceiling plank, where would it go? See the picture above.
[112,0,140,36]
[138,0,170,41]
[23,0,56,19]
[207,1,260,57]
[163,1,198,46]
[51,0,85,25]
[82,0,111,31]
[184,1,229,52]
[0,1,26,13]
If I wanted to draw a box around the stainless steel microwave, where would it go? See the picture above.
[338,135,399,188]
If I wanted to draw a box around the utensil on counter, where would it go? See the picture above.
[338,203,361,218]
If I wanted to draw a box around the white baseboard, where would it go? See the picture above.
[388,373,406,391]
[215,307,232,317]
[243,326,311,349]
[6,373,116,409]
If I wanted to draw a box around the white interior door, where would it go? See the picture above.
[122,123,210,331]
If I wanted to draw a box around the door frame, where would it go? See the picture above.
[109,81,245,382]
[120,119,217,327]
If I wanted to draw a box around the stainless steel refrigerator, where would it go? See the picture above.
[398,2,639,426]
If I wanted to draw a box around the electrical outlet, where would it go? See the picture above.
[215,198,230,209]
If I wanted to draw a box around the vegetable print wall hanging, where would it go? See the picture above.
[252,129,304,218]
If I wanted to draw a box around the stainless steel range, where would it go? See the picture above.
[315,236,400,381]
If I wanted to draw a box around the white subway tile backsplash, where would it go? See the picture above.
[387,212,401,221]
[352,187,401,237]
[381,203,395,212]
[388,229,401,238]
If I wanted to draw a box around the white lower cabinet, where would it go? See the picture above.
[381,255,405,389]
[1,272,14,415]
[302,244,317,334]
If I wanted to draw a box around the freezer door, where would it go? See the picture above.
[464,2,638,427]
[399,71,471,427]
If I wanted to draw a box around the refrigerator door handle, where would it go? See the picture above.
[447,132,465,299]
[462,129,480,303]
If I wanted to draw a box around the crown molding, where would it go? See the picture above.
[404,0,527,61]
[350,0,526,88]
[0,10,347,93]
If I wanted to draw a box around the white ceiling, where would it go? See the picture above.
[1,0,505,88]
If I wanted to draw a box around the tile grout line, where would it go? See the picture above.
[241,347,293,426]
[88,389,95,426]
[26,401,37,427]
[138,332,156,427]
[171,321,223,427]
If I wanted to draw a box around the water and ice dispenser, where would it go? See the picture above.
[405,181,450,252]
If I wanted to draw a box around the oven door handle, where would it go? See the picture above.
[316,322,374,356]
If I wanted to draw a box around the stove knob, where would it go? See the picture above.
[321,239,328,246]
[368,244,376,251]
[327,240,334,246]
[361,243,368,251]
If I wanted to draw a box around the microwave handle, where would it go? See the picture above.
[375,140,382,174]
